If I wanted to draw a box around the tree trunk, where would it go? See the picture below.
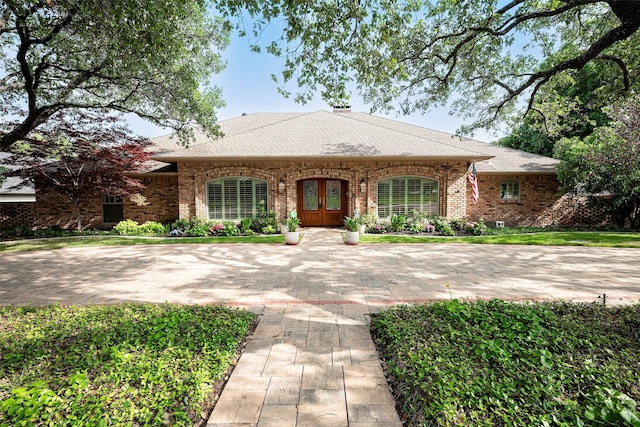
[74,202,82,231]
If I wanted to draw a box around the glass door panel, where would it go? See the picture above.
[325,180,341,211]
[303,180,318,210]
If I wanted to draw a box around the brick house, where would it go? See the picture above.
[0,153,36,230]
[4,109,606,230]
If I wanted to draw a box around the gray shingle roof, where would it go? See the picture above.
[150,111,559,173]
[0,153,35,200]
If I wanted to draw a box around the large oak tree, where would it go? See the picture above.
[1,0,229,151]
[220,0,640,134]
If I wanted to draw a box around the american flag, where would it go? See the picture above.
[467,162,479,204]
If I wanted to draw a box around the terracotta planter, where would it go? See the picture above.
[284,231,300,245]
[344,230,359,245]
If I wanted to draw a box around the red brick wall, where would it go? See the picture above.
[34,175,179,230]
[25,162,612,229]
[466,173,610,226]
[177,159,469,222]
[125,176,179,224]
[0,203,36,229]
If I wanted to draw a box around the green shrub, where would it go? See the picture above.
[464,220,487,235]
[219,221,239,236]
[170,218,212,237]
[112,219,139,236]
[449,218,466,231]
[390,214,407,232]
[369,222,389,234]
[252,204,278,233]
[433,217,455,236]
[261,225,276,234]
[240,218,253,234]
[138,221,165,236]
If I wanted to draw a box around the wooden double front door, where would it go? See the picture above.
[297,179,347,227]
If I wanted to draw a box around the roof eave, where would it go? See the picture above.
[478,170,558,175]
[151,155,494,163]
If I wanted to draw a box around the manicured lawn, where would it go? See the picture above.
[0,304,256,426]
[1,230,639,254]
[361,231,640,247]
[0,234,285,253]
[371,300,640,426]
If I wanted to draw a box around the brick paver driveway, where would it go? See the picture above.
[1,229,638,307]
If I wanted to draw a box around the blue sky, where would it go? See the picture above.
[132,27,499,143]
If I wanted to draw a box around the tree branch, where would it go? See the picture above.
[596,54,630,91]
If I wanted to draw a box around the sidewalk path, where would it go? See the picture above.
[1,228,639,426]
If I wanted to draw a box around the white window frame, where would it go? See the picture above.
[206,177,268,221]
[500,180,520,200]
[376,176,439,219]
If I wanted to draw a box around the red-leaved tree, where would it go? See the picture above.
[7,111,151,230]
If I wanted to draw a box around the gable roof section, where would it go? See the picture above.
[341,113,559,173]
[150,111,559,173]
[152,111,491,161]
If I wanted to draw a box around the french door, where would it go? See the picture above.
[297,179,347,226]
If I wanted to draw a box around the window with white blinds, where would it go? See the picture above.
[207,177,267,220]
[377,176,438,218]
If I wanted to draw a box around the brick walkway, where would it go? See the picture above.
[1,228,639,426]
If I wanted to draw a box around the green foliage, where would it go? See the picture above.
[170,218,212,237]
[405,210,429,233]
[433,217,455,236]
[0,304,256,426]
[369,222,390,234]
[389,214,407,232]
[464,220,487,235]
[240,217,253,234]
[261,225,276,234]
[343,216,358,232]
[1,0,229,149]
[358,213,376,228]
[221,0,640,134]
[219,221,239,237]
[448,218,466,232]
[283,210,301,232]
[112,220,165,236]
[584,387,640,426]
[372,300,640,426]
[137,221,165,236]
[555,95,640,228]
[498,62,617,157]
[112,219,140,236]
[252,201,278,233]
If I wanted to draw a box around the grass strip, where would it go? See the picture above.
[0,304,256,426]
[0,234,285,253]
[371,300,640,426]
[360,231,640,247]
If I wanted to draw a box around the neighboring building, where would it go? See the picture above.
[2,109,609,230]
[0,154,36,230]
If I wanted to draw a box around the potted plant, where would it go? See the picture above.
[343,216,359,245]
[283,210,301,245]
